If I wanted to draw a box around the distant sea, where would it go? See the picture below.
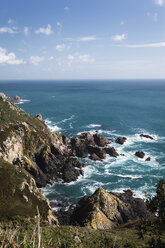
[1,80,165,204]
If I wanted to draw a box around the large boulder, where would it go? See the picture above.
[72,188,149,230]
[93,134,109,147]
[0,159,58,224]
[104,147,119,157]
[87,146,106,160]
[115,137,127,145]
[135,151,145,159]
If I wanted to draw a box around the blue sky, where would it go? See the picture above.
[0,0,165,79]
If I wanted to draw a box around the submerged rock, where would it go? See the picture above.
[115,137,127,145]
[140,134,154,140]
[135,151,145,159]
[146,157,151,161]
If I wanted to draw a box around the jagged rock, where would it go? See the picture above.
[140,134,154,140]
[72,188,149,229]
[87,146,106,159]
[115,137,127,145]
[112,190,149,219]
[0,159,58,224]
[135,151,145,159]
[35,113,43,121]
[74,146,89,158]
[62,135,69,145]
[93,134,109,147]
[0,94,84,187]
[89,153,102,161]
[34,145,84,186]
[11,95,21,103]
[146,157,151,161]
[104,147,119,157]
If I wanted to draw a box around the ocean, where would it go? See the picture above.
[0,79,165,204]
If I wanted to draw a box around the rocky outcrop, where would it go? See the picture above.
[35,113,43,121]
[70,132,119,161]
[0,93,84,187]
[0,159,58,224]
[11,95,21,103]
[140,134,154,140]
[135,151,145,159]
[104,147,119,157]
[71,188,149,229]
[93,134,109,147]
[115,137,127,145]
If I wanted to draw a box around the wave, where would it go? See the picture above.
[16,99,30,105]
[105,171,142,179]
[45,119,61,132]
[59,115,75,124]
[86,124,102,128]
[77,129,116,136]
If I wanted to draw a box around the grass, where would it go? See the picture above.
[0,217,164,248]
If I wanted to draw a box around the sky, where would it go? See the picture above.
[0,0,165,79]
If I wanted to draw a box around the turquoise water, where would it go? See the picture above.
[0,80,165,203]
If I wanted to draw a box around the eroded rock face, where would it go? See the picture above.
[0,159,58,224]
[71,188,149,230]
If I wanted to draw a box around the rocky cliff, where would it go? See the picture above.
[0,93,84,187]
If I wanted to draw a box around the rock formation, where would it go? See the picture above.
[140,134,154,140]
[71,188,149,229]
[115,137,127,145]
[0,93,84,187]
[135,151,145,159]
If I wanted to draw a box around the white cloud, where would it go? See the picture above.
[24,26,30,36]
[35,24,53,35]
[49,56,55,60]
[155,0,165,6]
[56,44,65,52]
[67,53,95,64]
[117,42,165,48]
[78,54,95,63]
[30,56,44,66]
[112,33,126,41]
[64,6,70,11]
[0,47,25,65]
[0,26,18,34]
[56,22,63,33]
[78,36,98,42]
